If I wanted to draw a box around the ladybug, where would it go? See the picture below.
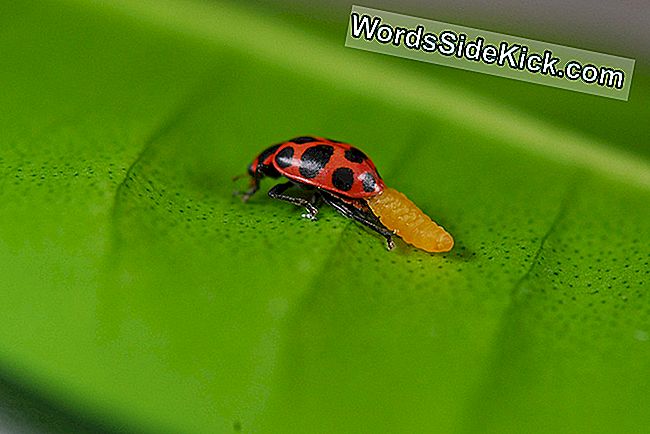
[237,136,454,252]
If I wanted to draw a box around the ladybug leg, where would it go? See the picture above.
[304,194,325,220]
[234,176,261,202]
[268,182,320,221]
[241,178,260,202]
[320,191,395,250]
[310,192,324,209]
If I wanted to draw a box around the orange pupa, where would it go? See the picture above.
[366,187,454,253]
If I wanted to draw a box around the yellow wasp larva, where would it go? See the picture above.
[366,187,454,253]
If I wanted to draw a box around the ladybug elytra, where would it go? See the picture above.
[238,136,453,252]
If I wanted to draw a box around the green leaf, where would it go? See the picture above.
[0,1,649,433]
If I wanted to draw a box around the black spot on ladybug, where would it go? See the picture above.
[344,147,367,164]
[332,167,354,191]
[360,172,377,192]
[326,138,343,143]
[299,145,334,178]
[274,146,294,168]
[290,136,317,144]
[256,144,281,167]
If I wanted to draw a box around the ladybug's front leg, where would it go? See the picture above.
[241,177,260,202]
[233,175,261,202]
[268,182,320,221]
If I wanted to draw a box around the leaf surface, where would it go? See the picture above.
[0,1,649,433]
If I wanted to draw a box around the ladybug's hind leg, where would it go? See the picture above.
[268,182,320,221]
[320,191,395,250]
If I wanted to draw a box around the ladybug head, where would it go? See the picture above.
[248,144,282,179]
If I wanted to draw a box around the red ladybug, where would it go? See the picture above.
[238,136,454,252]
[238,136,395,249]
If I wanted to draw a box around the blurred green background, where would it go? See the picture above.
[0,0,649,433]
